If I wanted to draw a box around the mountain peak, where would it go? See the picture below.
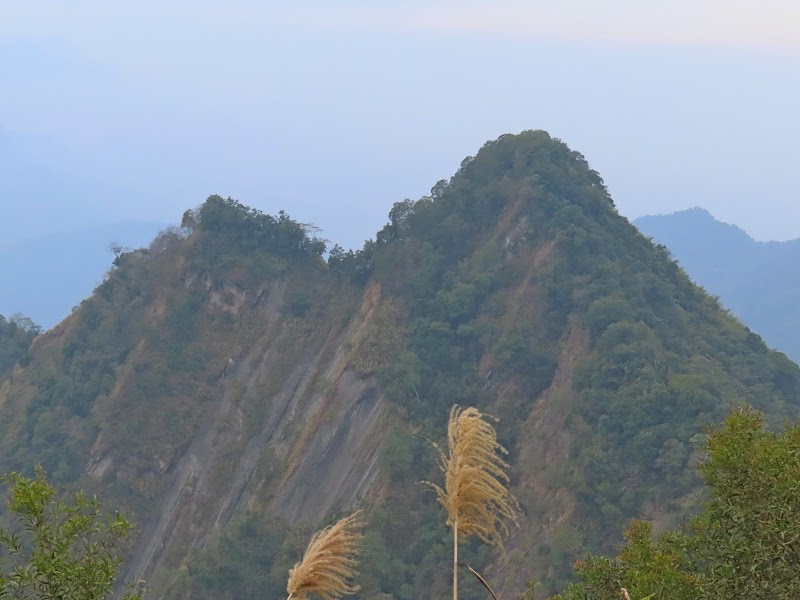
[634,207,800,362]
[457,130,609,198]
[635,207,753,248]
[2,133,799,599]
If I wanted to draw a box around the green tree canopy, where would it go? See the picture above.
[549,407,800,600]
[0,467,143,600]
[0,314,38,381]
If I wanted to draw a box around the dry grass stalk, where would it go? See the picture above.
[459,562,500,600]
[429,405,519,545]
[287,511,363,600]
[427,405,519,600]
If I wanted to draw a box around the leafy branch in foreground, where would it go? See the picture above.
[286,511,363,600]
[428,405,519,600]
[0,466,143,600]
[548,406,800,600]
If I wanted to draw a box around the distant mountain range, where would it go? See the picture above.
[0,221,164,329]
[635,208,800,363]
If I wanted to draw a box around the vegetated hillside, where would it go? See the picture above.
[0,315,37,381]
[0,220,165,329]
[0,132,798,599]
[635,208,800,363]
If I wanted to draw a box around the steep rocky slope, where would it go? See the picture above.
[0,132,798,599]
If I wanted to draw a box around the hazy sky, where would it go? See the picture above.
[1,0,799,249]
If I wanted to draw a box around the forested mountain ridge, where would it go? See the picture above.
[0,315,37,382]
[0,131,798,599]
[635,207,800,363]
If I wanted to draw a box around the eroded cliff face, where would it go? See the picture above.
[117,279,394,587]
[0,186,580,596]
[0,218,399,590]
[4,132,800,599]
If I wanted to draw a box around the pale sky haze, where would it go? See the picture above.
[1,0,798,249]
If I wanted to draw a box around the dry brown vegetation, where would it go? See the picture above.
[428,405,519,600]
[287,511,364,600]
[430,406,519,545]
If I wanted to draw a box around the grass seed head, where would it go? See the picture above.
[287,511,363,600]
[428,405,519,547]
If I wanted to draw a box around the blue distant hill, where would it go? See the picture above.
[0,221,164,329]
[635,208,800,363]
